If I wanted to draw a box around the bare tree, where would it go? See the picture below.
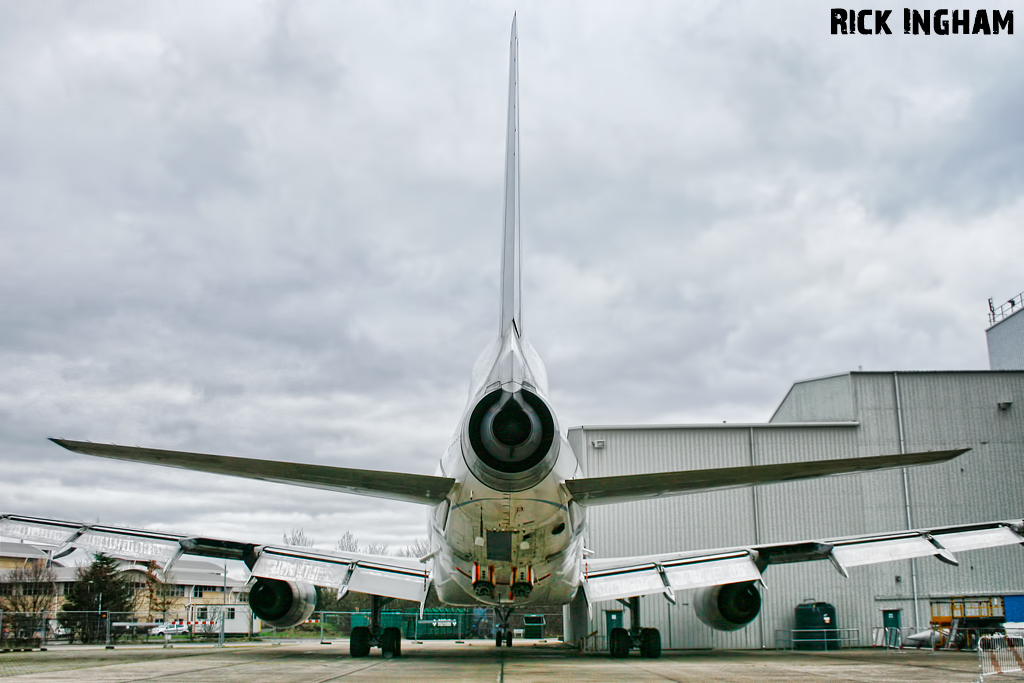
[283,528,314,547]
[0,561,58,614]
[396,538,431,559]
[144,561,177,620]
[363,542,390,556]
[335,531,360,553]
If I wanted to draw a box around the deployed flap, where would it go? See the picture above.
[0,513,429,603]
[828,522,1024,570]
[583,519,1024,604]
[0,514,185,564]
[566,449,967,506]
[584,550,762,603]
[251,547,429,604]
[50,439,455,506]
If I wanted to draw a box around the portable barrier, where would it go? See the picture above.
[775,628,860,650]
[977,635,1024,682]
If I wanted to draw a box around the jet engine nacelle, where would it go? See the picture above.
[693,581,762,632]
[463,387,558,491]
[248,577,316,629]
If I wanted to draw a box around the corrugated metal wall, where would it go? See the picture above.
[988,310,1024,369]
[570,370,1024,649]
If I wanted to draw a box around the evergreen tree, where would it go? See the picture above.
[59,554,135,643]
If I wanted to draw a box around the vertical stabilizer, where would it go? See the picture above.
[500,16,521,340]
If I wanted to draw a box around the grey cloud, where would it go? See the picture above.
[2,2,1022,549]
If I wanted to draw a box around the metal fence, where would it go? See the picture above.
[978,635,1024,681]
[1,611,139,649]
[3,608,559,649]
[774,628,860,650]
[0,610,248,649]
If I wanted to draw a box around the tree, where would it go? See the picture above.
[144,561,177,620]
[363,542,390,555]
[335,531,359,552]
[59,554,135,644]
[283,528,315,547]
[396,538,431,559]
[0,560,58,614]
[0,560,57,646]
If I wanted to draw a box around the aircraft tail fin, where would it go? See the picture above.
[500,15,521,340]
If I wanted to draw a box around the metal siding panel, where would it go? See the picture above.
[772,375,854,423]
[988,309,1024,369]
[577,371,1024,647]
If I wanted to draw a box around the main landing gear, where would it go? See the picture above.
[609,596,662,659]
[493,606,515,648]
[350,595,403,658]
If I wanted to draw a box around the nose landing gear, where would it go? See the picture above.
[493,606,515,648]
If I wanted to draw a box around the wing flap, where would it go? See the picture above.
[585,551,762,603]
[0,514,429,604]
[583,519,1024,603]
[566,449,968,506]
[51,439,456,506]
[1,514,185,563]
[251,548,429,603]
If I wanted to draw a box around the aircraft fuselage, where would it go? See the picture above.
[430,334,585,607]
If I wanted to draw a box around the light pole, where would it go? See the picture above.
[217,561,226,647]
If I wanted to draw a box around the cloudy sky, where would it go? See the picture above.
[2,1,1022,555]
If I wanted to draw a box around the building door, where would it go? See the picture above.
[883,609,902,647]
[605,610,623,636]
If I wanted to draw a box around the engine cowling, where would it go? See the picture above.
[693,581,761,631]
[248,577,316,629]
[463,388,558,491]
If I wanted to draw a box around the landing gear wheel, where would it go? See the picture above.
[350,626,371,658]
[639,628,661,658]
[609,627,630,658]
[495,629,503,647]
[506,630,513,647]
[381,627,402,658]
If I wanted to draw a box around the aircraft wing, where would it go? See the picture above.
[50,439,456,506]
[565,449,967,506]
[581,519,1024,604]
[0,513,430,603]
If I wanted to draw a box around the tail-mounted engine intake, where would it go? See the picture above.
[248,577,316,629]
[693,581,762,632]
[464,388,558,491]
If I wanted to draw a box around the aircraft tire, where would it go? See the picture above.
[495,630,503,647]
[350,626,371,658]
[381,627,402,657]
[639,628,661,658]
[506,630,513,647]
[609,627,630,658]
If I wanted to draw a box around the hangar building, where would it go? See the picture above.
[569,302,1024,649]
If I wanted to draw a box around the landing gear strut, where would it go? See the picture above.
[493,606,515,648]
[350,595,403,658]
[609,596,661,659]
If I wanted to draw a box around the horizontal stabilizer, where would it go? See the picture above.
[566,449,968,506]
[50,439,456,506]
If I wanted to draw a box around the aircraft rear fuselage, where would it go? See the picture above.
[430,333,585,606]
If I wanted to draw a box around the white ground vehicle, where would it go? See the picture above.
[149,623,189,636]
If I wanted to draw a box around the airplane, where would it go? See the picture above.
[3,17,1023,660]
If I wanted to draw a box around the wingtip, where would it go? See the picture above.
[49,437,80,452]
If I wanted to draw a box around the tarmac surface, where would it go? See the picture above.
[1,639,1018,682]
